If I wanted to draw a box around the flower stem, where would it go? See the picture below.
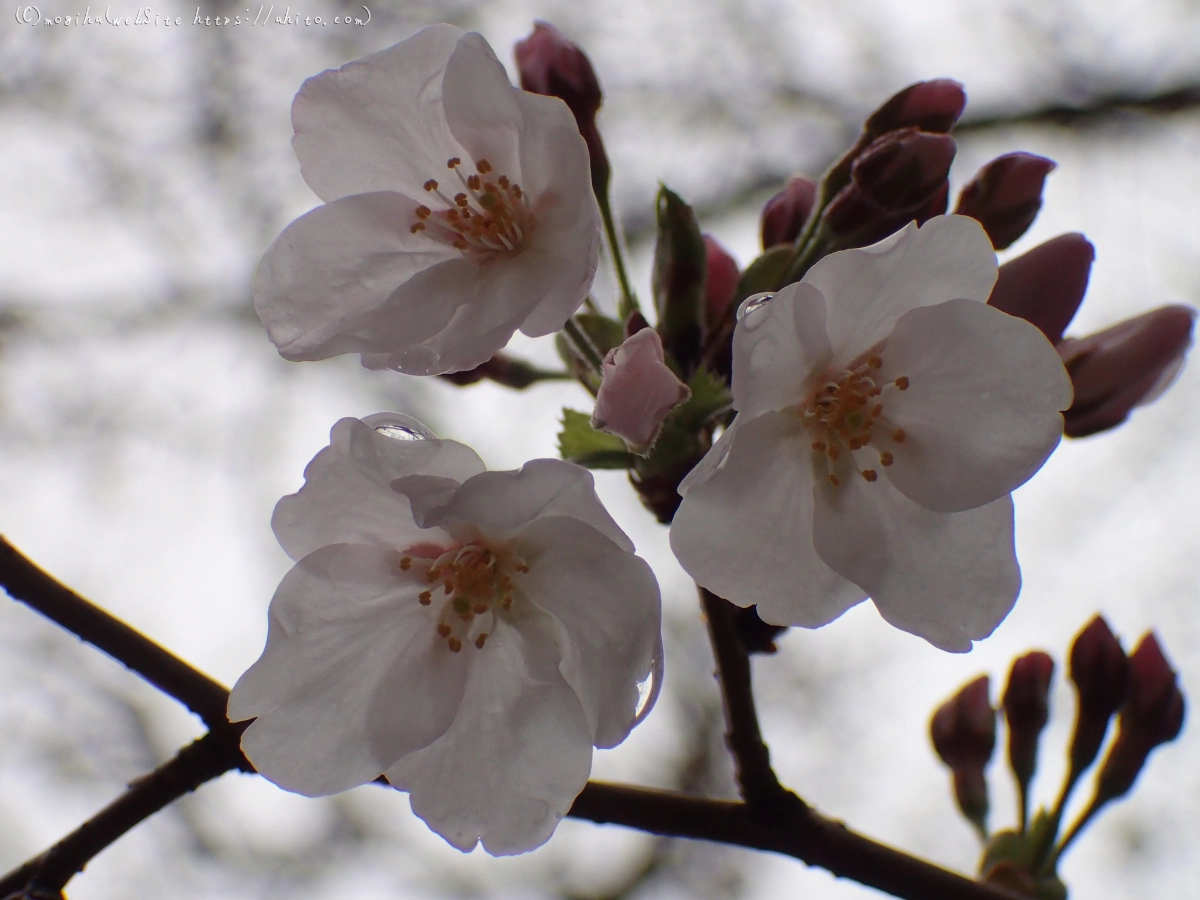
[562,316,606,372]
[596,190,640,321]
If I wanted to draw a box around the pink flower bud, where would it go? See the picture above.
[955,153,1057,250]
[988,233,1094,344]
[851,127,957,211]
[591,329,690,452]
[1058,305,1196,438]
[703,235,740,327]
[760,176,818,248]
[515,22,609,190]
[1003,651,1054,789]
[1095,634,1185,801]
[931,675,995,832]
[865,79,967,137]
[1067,616,1129,775]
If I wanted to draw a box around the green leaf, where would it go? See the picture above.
[574,313,625,355]
[558,409,636,469]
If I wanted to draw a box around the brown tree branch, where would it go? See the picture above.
[0,536,231,731]
[0,538,1025,900]
[699,588,786,806]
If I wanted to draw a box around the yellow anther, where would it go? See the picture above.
[423,179,438,192]
[447,157,461,168]
[861,469,878,482]
[473,602,489,615]
[829,474,841,486]
[419,591,432,606]
[892,429,906,443]
[415,206,431,219]
[880,452,894,466]
[868,356,882,369]
[454,193,469,207]
[475,633,488,649]
[448,638,462,653]
[467,174,481,190]
[437,623,451,638]
[476,159,492,174]
[894,376,910,390]
[410,223,425,233]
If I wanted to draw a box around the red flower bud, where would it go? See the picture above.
[760,176,818,248]
[987,233,1094,345]
[1003,652,1054,791]
[515,22,609,191]
[851,128,956,211]
[1059,305,1195,438]
[516,21,601,124]
[702,235,740,328]
[1067,616,1129,775]
[955,153,1057,250]
[1095,633,1185,801]
[865,79,967,137]
[931,675,995,832]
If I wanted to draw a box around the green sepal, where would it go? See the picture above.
[652,185,706,374]
[733,243,795,304]
[558,409,637,469]
[671,367,733,434]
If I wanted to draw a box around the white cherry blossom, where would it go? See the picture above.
[670,216,1072,651]
[254,25,601,375]
[229,414,661,854]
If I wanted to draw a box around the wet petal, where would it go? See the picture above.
[805,215,997,365]
[253,192,458,363]
[517,516,661,747]
[292,24,466,202]
[879,298,1071,512]
[230,544,467,796]
[272,418,484,561]
[731,282,833,418]
[812,474,1020,652]
[671,411,867,627]
[385,615,592,855]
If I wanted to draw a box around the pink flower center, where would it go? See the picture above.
[800,353,910,487]
[395,541,529,653]
[409,157,532,259]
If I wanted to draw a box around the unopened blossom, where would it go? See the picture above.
[592,329,690,452]
[229,415,661,854]
[670,216,1072,651]
[254,25,601,376]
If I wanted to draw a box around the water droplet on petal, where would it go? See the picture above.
[632,637,665,726]
[736,292,775,321]
[362,412,437,441]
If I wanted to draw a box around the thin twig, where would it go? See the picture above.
[699,588,786,806]
[0,535,232,731]
[569,784,1026,900]
[0,730,251,897]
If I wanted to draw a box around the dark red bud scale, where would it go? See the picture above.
[955,152,1057,250]
[760,176,818,248]
[988,233,1094,345]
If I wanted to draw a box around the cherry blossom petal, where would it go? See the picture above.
[731,282,832,418]
[399,458,633,551]
[805,216,997,365]
[592,329,689,451]
[230,544,468,795]
[879,298,1072,512]
[384,615,593,855]
[812,475,1020,652]
[441,32,523,182]
[254,192,459,363]
[272,418,484,561]
[291,24,467,202]
[671,411,868,626]
[516,516,661,747]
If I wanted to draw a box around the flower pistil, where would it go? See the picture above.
[411,157,531,258]
[396,541,531,652]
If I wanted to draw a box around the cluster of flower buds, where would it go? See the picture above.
[930,616,1185,897]
[987,232,1195,437]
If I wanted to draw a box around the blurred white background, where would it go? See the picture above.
[1,0,1199,897]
